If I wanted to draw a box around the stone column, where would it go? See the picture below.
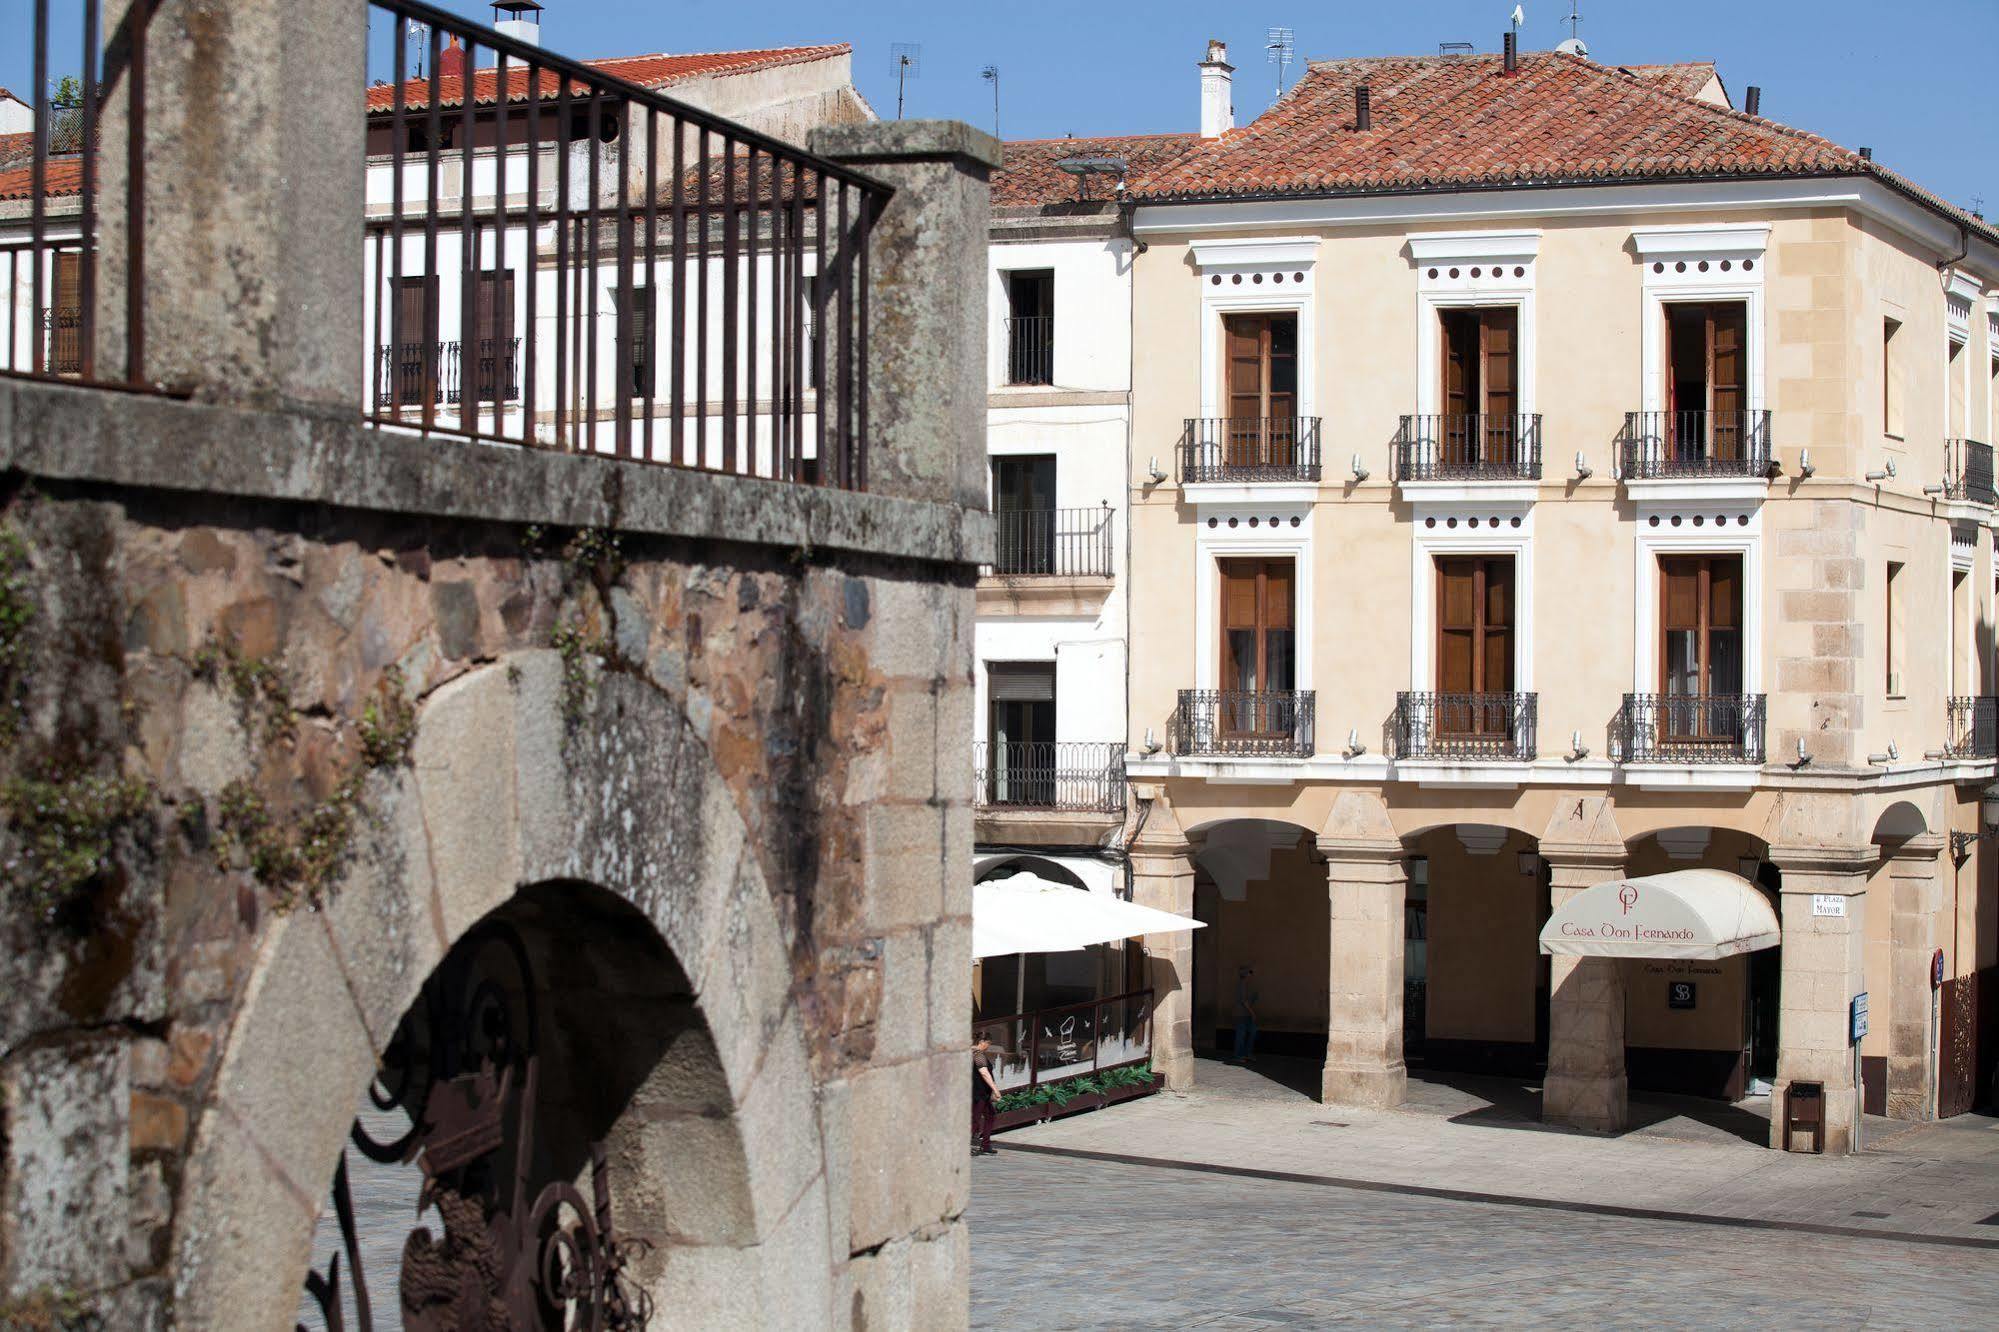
[1885,833,1946,1121]
[1540,852,1630,1133]
[810,122,1002,510]
[1767,845,1874,1153]
[1318,792,1406,1108]
[1128,786,1197,1090]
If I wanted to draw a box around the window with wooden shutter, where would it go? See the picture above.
[50,252,82,375]
[1435,556,1514,734]
[622,283,655,398]
[1219,558,1296,735]
[1222,313,1299,466]
[472,269,516,405]
[1666,302,1748,460]
[392,276,438,407]
[1659,554,1744,739]
[1439,307,1517,465]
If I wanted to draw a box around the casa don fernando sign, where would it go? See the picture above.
[1558,884,1696,945]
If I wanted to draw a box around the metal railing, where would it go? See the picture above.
[363,0,892,488]
[1175,689,1316,758]
[375,338,523,408]
[1944,439,1995,505]
[973,741,1126,813]
[1946,696,1997,759]
[1621,410,1772,480]
[1394,414,1542,481]
[986,507,1114,577]
[1180,418,1322,484]
[1618,693,1766,764]
[1394,692,1537,760]
[973,989,1154,1095]
[1003,313,1052,385]
[2,0,158,387]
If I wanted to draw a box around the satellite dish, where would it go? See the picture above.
[1555,36,1588,56]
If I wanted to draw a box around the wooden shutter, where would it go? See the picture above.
[1709,304,1745,456]
[1225,316,1264,423]
[988,662,1055,702]
[1482,560,1514,693]
[1220,558,1293,696]
[394,277,437,406]
[473,269,515,403]
[52,252,81,373]
[1437,559,1477,694]
[1481,309,1516,420]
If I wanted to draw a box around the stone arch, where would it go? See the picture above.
[173,651,829,1329]
[974,853,1090,890]
[1869,798,1932,848]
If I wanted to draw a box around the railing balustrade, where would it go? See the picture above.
[1618,692,1766,764]
[1175,689,1316,758]
[1946,696,1997,760]
[375,338,523,409]
[972,989,1154,1095]
[973,741,1125,813]
[986,507,1114,577]
[1003,313,1052,386]
[1179,417,1322,484]
[1394,691,1537,760]
[1944,439,1995,506]
[1394,414,1542,481]
[1621,410,1772,480]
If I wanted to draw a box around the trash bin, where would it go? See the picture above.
[1781,1080,1824,1153]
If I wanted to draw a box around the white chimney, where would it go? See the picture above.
[1200,39,1234,138]
[493,1,544,47]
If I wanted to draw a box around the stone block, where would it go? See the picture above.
[928,919,972,1053]
[883,682,940,802]
[868,579,952,679]
[694,856,797,1104]
[845,1052,966,1254]
[412,664,522,940]
[874,929,931,1064]
[865,803,946,931]
[319,767,443,1050]
[2,1039,129,1291]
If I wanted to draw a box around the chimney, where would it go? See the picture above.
[1744,85,1761,116]
[1859,146,1872,161]
[1502,31,1517,74]
[1355,84,1371,132]
[1200,39,1234,139]
[493,2,545,48]
[439,34,467,80]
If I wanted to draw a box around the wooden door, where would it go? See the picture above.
[1660,555,1744,739]
[1709,304,1745,459]
[393,276,437,407]
[1440,308,1516,465]
[471,269,516,405]
[1220,558,1295,734]
[1482,309,1517,461]
[1436,556,1514,734]
[51,252,82,374]
[1223,313,1298,466]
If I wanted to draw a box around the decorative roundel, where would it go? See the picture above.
[1210,275,1222,285]
[1446,516,1458,528]
[1289,516,1301,527]
[1742,259,1754,271]
[1719,260,1732,272]
[1269,516,1280,527]
[1227,516,1238,527]
[1448,267,1460,279]
[1737,514,1749,526]
[1294,273,1305,283]
[1425,517,1436,528]
[1653,262,1664,273]
[1271,272,1284,283]
[1670,514,1682,526]
[1509,516,1522,528]
[1693,515,1705,526]
[1207,517,1217,528]
[1428,268,1439,279]
[1248,516,1260,527]
[1648,515,1660,527]
[1513,266,1525,278]
[1231,273,1243,285]
[1698,260,1710,272]
[1471,267,1483,279]
[1675,261,1687,273]
[1716,515,1727,526]
[1252,273,1264,284]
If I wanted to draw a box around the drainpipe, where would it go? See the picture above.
[1938,223,1969,275]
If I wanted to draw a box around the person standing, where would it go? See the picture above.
[971,1035,1000,1155]
[1233,965,1259,1063]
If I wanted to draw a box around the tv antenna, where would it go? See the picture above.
[890,43,921,119]
[1266,27,1294,101]
[981,64,1000,139]
[406,19,431,78]
[1563,1,1582,43]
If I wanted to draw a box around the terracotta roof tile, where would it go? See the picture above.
[0,131,34,167]
[0,155,83,203]
[1622,61,1722,101]
[993,133,1203,207]
[364,43,850,114]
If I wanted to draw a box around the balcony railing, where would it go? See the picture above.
[1618,693,1766,764]
[1946,696,1997,759]
[1394,414,1542,481]
[374,338,523,409]
[1174,690,1316,758]
[986,507,1114,578]
[1180,418,1322,484]
[1394,692,1538,760]
[1621,411,1772,480]
[1944,439,1995,505]
[1003,314,1053,386]
[974,741,1126,813]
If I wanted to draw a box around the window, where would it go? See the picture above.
[1886,561,1905,697]
[1435,556,1515,734]
[1439,307,1517,464]
[1947,337,1967,439]
[1660,554,1744,741]
[1952,568,1970,696]
[469,269,516,404]
[1883,317,1903,437]
[1222,312,1300,466]
[1665,301,1747,459]
[1219,558,1295,736]
[390,275,437,407]
[1004,270,1054,385]
[986,662,1056,806]
[49,251,81,375]
[990,455,1056,575]
[621,283,655,398]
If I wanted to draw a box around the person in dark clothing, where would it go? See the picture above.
[971,1035,1000,1155]
[1233,965,1259,1063]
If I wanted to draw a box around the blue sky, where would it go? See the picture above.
[8,2,1996,210]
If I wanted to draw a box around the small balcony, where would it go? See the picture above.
[1394,692,1538,761]
[986,508,1114,578]
[1179,418,1322,485]
[974,741,1126,814]
[1944,439,1995,506]
[1394,414,1542,482]
[1620,410,1772,481]
[1003,315,1054,386]
[1946,696,1997,760]
[375,338,523,409]
[1174,689,1316,758]
[1618,693,1766,765]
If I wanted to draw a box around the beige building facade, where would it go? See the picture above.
[1118,48,1999,1154]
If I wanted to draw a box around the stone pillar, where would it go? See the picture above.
[810,122,1002,510]
[96,0,365,409]
[1318,792,1406,1108]
[1541,852,1630,1133]
[1767,845,1874,1153]
[1885,833,1946,1121]
[1128,786,1197,1090]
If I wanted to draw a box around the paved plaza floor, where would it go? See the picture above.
[967,1057,1999,1328]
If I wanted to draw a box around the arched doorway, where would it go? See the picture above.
[1185,819,1322,1084]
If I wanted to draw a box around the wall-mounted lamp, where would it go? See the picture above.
[1567,729,1589,761]
[1517,851,1541,877]
[1350,453,1370,483]
[1867,741,1900,765]
[1887,458,1898,478]
[1573,451,1593,481]
[1146,456,1168,484]
[1924,483,1946,496]
[1950,793,1999,861]
[1792,736,1812,768]
[1343,727,1367,758]
[1798,449,1816,479]
[1864,467,1890,482]
[1139,727,1162,755]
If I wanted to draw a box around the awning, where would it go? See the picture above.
[1539,868,1780,961]
[973,873,1206,960]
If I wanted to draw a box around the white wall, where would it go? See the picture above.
[987,237,1133,393]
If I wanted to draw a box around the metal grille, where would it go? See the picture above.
[1394,692,1537,760]
[363,0,892,487]
[1944,439,1995,505]
[1179,418,1322,484]
[1618,693,1766,764]
[1003,314,1052,385]
[986,507,1113,577]
[1946,695,1997,759]
[375,337,523,407]
[1394,414,1542,481]
[973,741,1125,812]
[1174,690,1316,757]
[1621,410,1772,479]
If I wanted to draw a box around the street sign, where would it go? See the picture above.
[1812,894,1847,918]
[1850,992,1869,1043]
[1668,981,1697,1010]
[1933,948,1946,989]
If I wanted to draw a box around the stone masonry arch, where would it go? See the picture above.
[172,651,831,1328]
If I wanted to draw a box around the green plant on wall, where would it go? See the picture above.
[993,1061,1154,1116]
[1,768,153,924]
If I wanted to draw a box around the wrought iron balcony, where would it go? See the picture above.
[374,338,523,409]
[974,741,1126,813]
[40,309,84,377]
[1394,414,1542,482]
[1003,314,1054,386]
[1946,696,1997,759]
[1617,693,1766,765]
[1620,410,1772,480]
[1180,418,1322,484]
[986,507,1114,578]
[1944,439,1995,505]
[1394,692,1538,761]
[1174,690,1316,758]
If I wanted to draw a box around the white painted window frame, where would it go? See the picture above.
[1406,231,1540,418]
[1191,236,1318,422]
[1194,506,1314,695]
[1408,515,1535,694]
[1631,225,1769,420]
[1631,510,1765,695]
